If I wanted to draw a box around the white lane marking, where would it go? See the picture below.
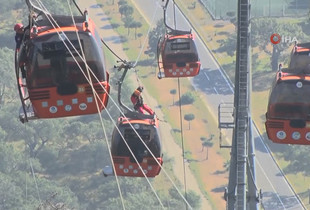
[213,87,218,94]
[253,126,303,208]
[203,72,210,80]
[256,159,286,209]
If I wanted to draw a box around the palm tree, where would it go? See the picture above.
[201,134,214,159]
[202,140,213,160]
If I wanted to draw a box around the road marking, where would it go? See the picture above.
[213,87,218,94]
[203,72,210,80]
[256,159,286,209]
[254,127,303,208]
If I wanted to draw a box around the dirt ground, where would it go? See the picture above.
[78,0,228,209]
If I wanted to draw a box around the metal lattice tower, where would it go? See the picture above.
[222,0,261,209]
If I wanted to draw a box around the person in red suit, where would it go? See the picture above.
[130,86,154,115]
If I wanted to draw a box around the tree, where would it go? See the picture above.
[202,140,213,160]
[200,136,207,151]
[251,18,306,71]
[0,47,17,106]
[119,4,133,18]
[170,89,177,105]
[184,114,195,130]
[148,19,166,55]
[130,21,142,39]
[117,0,127,9]
[201,134,214,160]
[186,190,202,209]
[180,92,195,105]
[122,16,134,35]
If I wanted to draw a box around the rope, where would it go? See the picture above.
[132,1,160,68]
[32,1,164,208]
[24,131,28,208]
[34,0,127,209]
[177,78,188,210]
[131,2,160,87]
[29,158,42,205]
[173,0,177,30]
[22,123,43,208]
[27,1,193,208]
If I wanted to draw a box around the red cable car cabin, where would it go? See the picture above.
[265,67,310,145]
[289,42,310,69]
[158,33,200,78]
[111,116,163,177]
[16,13,109,122]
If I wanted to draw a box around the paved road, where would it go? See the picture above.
[132,0,306,209]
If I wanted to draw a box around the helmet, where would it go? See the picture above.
[137,86,144,92]
[14,23,23,32]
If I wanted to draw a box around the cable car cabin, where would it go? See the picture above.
[111,116,163,177]
[158,33,200,78]
[289,42,310,69]
[16,14,109,122]
[265,67,310,145]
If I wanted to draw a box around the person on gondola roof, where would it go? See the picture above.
[130,86,154,115]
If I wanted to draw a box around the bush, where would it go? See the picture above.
[179,92,195,105]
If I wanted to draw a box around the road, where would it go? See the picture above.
[132,0,306,209]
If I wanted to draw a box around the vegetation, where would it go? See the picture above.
[2,0,310,208]
[184,113,195,130]
[0,0,204,209]
[175,0,310,206]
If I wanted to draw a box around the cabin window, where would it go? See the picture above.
[28,32,106,89]
[268,80,310,119]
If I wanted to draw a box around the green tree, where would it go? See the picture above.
[200,136,207,151]
[180,92,195,105]
[130,21,142,39]
[148,19,166,55]
[251,18,306,71]
[117,0,127,9]
[119,4,133,18]
[0,47,16,106]
[184,113,195,130]
[202,135,214,160]
[186,190,202,209]
[170,89,177,105]
[122,16,134,35]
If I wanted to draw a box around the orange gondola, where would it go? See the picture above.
[289,42,310,69]
[157,0,200,79]
[265,62,310,145]
[16,1,109,123]
[157,32,201,78]
[102,63,163,177]
[110,114,163,177]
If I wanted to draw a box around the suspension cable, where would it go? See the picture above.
[24,128,28,208]
[22,123,43,207]
[132,1,160,68]
[29,1,192,207]
[131,2,160,87]
[34,0,127,208]
[173,0,177,30]
[29,158,42,205]
[32,1,164,208]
